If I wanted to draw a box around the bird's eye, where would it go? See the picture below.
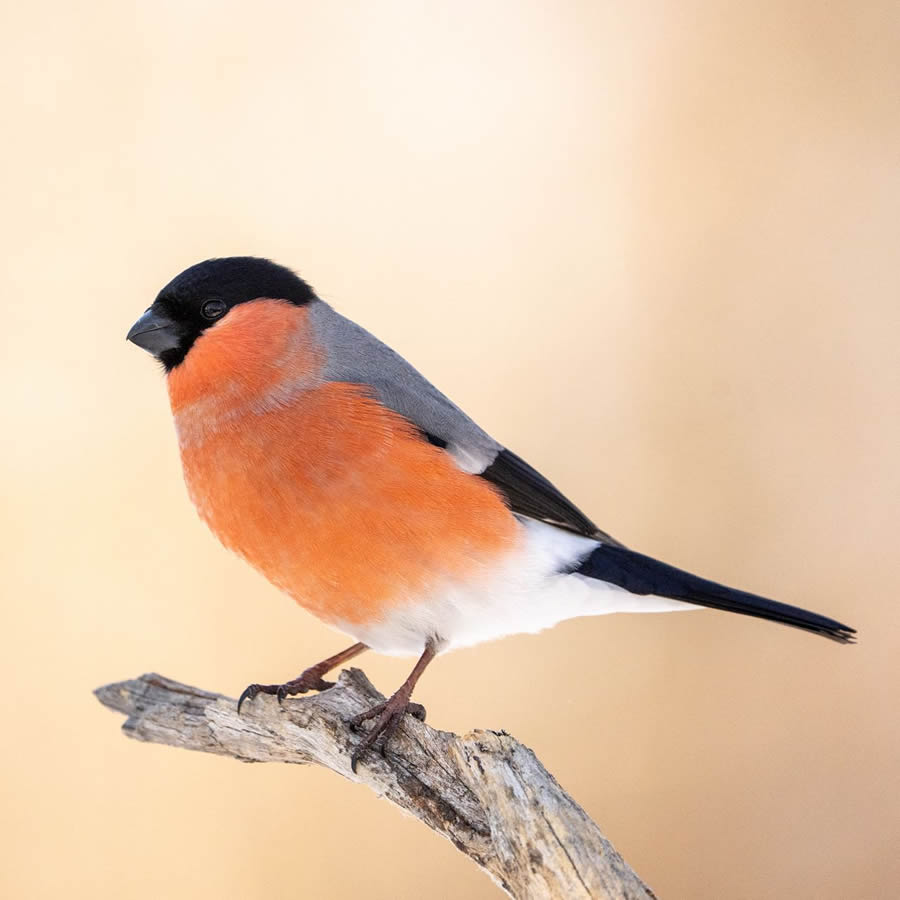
[201,299,227,320]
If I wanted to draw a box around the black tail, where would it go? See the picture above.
[574,544,856,643]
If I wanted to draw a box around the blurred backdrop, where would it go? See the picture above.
[2,2,898,898]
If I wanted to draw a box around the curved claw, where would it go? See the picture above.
[407,701,426,722]
[350,711,401,773]
[237,683,266,714]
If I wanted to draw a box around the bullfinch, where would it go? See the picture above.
[127,257,855,771]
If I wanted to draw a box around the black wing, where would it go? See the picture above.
[477,447,625,546]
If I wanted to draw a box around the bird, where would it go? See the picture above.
[127,256,855,771]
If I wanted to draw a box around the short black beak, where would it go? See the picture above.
[126,308,181,356]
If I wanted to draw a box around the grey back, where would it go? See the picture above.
[308,300,501,473]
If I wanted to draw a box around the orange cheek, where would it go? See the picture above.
[167,300,323,414]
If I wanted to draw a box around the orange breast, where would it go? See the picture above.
[168,300,517,626]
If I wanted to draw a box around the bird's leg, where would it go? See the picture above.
[349,639,438,772]
[237,642,368,712]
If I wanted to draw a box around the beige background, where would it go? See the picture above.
[2,2,898,898]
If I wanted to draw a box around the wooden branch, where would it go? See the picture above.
[95,669,656,900]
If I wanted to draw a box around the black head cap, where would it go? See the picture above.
[128,257,316,370]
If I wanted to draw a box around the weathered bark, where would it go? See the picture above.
[95,670,656,900]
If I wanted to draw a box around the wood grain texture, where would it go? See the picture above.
[95,670,656,900]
